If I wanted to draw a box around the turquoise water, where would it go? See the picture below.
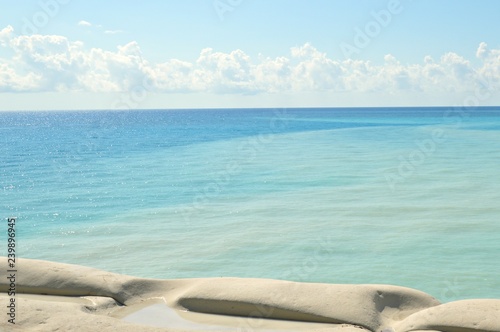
[1,107,500,302]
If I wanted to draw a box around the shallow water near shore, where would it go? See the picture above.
[2,107,500,302]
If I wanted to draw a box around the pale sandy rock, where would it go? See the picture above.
[174,278,441,330]
[395,299,500,332]
[0,296,181,332]
[1,257,499,332]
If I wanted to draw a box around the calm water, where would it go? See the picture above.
[1,107,500,302]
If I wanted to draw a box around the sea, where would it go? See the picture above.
[1,107,500,303]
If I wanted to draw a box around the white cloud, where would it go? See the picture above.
[476,42,488,59]
[78,20,92,27]
[253,56,291,93]
[78,21,123,35]
[289,43,344,91]
[0,25,14,46]
[193,48,256,93]
[104,30,124,35]
[474,43,500,93]
[0,25,499,100]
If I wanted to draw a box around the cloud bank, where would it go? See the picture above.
[1,26,499,99]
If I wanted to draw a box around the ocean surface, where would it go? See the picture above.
[1,107,500,302]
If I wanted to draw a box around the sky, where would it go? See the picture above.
[0,0,500,111]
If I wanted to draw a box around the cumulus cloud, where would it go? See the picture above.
[0,25,499,97]
[474,43,500,92]
[0,25,14,47]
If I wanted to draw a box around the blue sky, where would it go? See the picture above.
[1,0,500,110]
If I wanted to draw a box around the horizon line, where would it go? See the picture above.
[1,105,500,113]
